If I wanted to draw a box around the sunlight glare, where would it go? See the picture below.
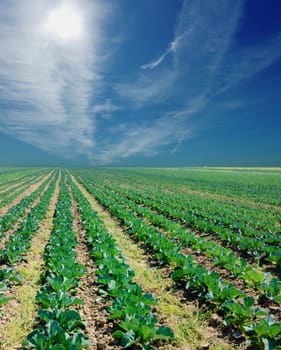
[45,4,83,41]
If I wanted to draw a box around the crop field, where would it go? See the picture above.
[0,167,281,350]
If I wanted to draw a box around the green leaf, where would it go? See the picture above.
[26,329,50,349]
[0,293,14,306]
[138,325,155,341]
[113,330,125,339]
[51,345,66,350]
[156,326,175,339]
[121,330,137,348]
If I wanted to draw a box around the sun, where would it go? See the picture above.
[45,4,83,41]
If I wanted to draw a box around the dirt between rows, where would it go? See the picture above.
[92,182,280,278]
[179,245,281,323]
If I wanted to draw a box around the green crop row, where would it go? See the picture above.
[0,171,58,308]
[74,173,281,349]
[82,169,281,234]
[82,177,281,305]
[0,168,46,189]
[81,171,281,268]
[68,174,174,349]
[24,173,90,349]
[89,167,281,205]
[0,170,51,208]
[0,170,55,238]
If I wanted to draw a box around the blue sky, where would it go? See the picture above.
[0,0,280,166]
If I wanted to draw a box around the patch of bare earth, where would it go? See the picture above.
[71,175,235,350]
[0,171,61,350]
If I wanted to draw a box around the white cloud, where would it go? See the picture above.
[102,0,281,164]
[141,51,170,70]
[141,31,189,70]
[91,99,120,119]
[106,0,244,162]
[0,0,108,159]
[94,115,190,164]
[115,69,176,105]
[115,0,244,109]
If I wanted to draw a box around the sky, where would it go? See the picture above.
[0,0,280,167]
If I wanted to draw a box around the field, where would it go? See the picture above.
[0,167,280,350]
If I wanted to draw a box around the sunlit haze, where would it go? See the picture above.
[45,4,83,40]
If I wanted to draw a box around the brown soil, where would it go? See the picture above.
[87,181,280,277]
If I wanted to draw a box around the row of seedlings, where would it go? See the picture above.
[0,170,50,208]
[84,177,281,306]
[90,167,281,206]
[0,170,54,239]
[74,173,281,349]
[75,169,280,235]
[0,168,44,190]
[24,174,90,349]
[113,185,281,267]
[68,175,174,349]
[77,170,281,268]
[0,172,58,307]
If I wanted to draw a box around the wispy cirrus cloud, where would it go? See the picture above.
[92,99,120,114]
[94,115,190,164]
[115,69,176,105]
[108,0,281,163]
[141,32,187,70]
[0,0,109,159]
[109,0,244,161]
[1,0,280,165]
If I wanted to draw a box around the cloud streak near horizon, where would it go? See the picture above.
[0,0,280,165]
